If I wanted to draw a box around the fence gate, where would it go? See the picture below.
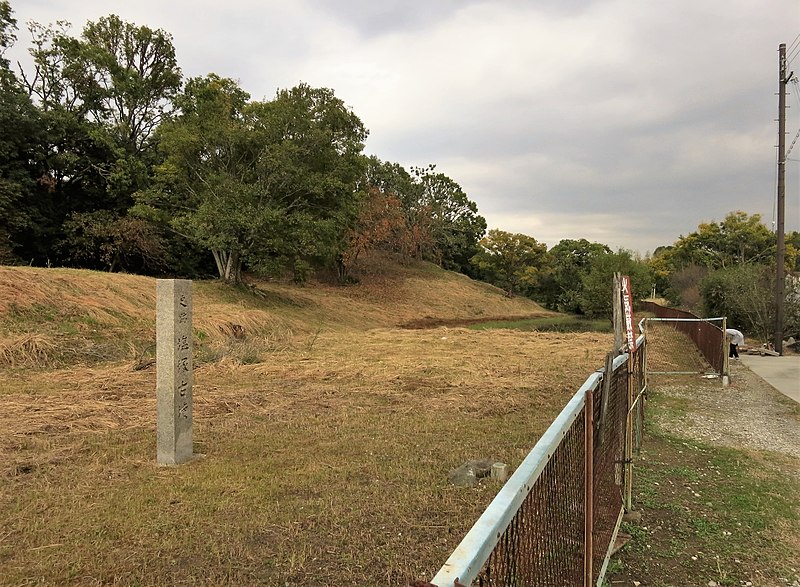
[639,302,728,381]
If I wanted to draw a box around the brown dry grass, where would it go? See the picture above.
[644,322,710,373]
[0,260,604,586]
[0,261,553,369]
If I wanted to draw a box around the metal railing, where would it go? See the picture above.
[639,301,726,376]
[426,334,646,587]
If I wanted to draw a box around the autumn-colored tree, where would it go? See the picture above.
[357,156,435,263]
[341,187,408,273]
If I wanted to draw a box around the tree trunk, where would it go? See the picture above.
[212,249,243,284]
[212,250,226,279]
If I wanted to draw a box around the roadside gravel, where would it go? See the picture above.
[651,360,800,463]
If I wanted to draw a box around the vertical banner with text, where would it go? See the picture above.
[621,275,636,352]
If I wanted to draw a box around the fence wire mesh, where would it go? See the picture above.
[428,337,646,587]
[591,360,628,578]
[474,409,586,586]
[640,302,725,374]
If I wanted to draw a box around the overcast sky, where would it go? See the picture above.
[7,0,800,253]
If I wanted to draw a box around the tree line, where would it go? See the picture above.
[0,5,486,283]
[1,3,797,340]
[469,211,799,341]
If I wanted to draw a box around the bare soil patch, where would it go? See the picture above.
[399,314,555,329]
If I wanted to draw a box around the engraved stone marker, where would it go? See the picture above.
[156,279,193,465]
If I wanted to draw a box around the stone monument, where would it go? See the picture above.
[156,279,193,465]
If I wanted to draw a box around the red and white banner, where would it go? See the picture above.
[621,275,636,352]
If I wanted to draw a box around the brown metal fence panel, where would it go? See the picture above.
[475,412,586,586]
[640,301,725,374]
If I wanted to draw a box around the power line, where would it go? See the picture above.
[788,40,800,65]
[789,32,800,53]
[785,128,800,158]
[788,79,800,159]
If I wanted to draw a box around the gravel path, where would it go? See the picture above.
[651,360,800,462]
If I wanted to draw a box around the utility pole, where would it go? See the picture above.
[774,43,787,355]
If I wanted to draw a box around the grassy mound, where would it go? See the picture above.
[0,259,553,370]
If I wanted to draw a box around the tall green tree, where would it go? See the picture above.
[578,250,653,319]
[788,230,800,272]
[140,77,368,284]
[651,211,797,311]
[139,75,262,283]
[410,164,486,273]
[13,15,182,269]
[471,229,548,297]
[0,0,13,50]
[670,211,779,270]
[701,265,800,343]
[700,265,775,342]
[59,14,181,156]
[252,83,368,279]
[0,1,42,262]
[535,238,611,313]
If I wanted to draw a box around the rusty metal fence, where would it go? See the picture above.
[427,334,646,587]
[639,301,726,376]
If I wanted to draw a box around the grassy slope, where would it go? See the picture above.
[0,260,555,370]
[3,267,797,586]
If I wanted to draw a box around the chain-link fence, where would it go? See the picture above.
[425,335,647,587]
[639,301,726,375]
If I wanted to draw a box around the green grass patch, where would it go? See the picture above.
[611,428,800,587]
[467,315,612,333]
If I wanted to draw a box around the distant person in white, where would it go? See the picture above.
[726,328,744,359]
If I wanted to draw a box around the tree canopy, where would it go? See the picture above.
[669,211,782,270]
[471,229,548,297]
[535,238,612,313]
[647,212,800,342]
[139,77,368,283]
[1,4,492,283]
[2,0,793,333]
[579,250,653,319]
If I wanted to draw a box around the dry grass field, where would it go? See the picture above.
[0,259,613,586]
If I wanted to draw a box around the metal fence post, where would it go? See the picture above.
[624,350,634,512]
[722,317,729,377]
[584,385,595,586]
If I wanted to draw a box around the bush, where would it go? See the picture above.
[699,264,800,342]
